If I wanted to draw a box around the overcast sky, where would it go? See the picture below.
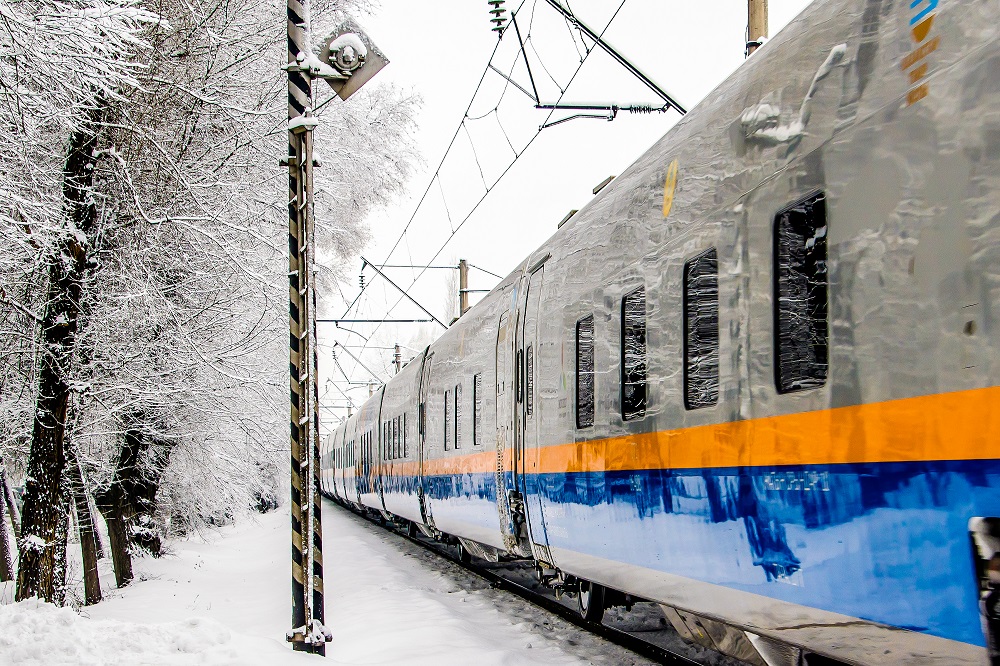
[318,0,814,423]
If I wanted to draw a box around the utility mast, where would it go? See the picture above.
[459,259,470,317]
[747,0,768,56]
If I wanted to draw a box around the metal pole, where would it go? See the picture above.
[747,0,768,56]
[286,0,327,653]
[458,259,470,316]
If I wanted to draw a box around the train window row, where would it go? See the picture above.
[361,431,373,469]
[574,192,828,428]
[335,442,355,470]
[382,413,407,461]
[443,373,485,451]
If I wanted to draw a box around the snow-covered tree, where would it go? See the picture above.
[1,0,419,603]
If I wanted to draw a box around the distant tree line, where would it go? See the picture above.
[0,0,419,605]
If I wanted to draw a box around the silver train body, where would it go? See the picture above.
[321,0,1000,663]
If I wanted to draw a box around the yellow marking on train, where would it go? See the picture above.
[902,36,940,71]
[908,84,930,105]
[662,160,679,219]
[908,62,928,84]
[911,15,935,43]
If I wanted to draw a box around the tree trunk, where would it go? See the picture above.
[16,106,104,604]
[101,489,134,588]
[0,483,14,582]
[51,482,70,607]
[0,466,20,538]
[67,441,101,604]
[90,492,106,560]
[95,425,142,588]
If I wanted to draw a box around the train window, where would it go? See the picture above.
[473,373,482,446]
[496,315,507,395]
[454,383,462,449]
[444,389,452,450]
[526,345,534,416]
[576,314,595,429]
[774,192,828,394]
[516,349,523,404]
[621,287,647,420]
[684,249,720,409]
[402,413,408,457]
[396,416,401,459]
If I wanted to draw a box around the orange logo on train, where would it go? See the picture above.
[903,0,939,105]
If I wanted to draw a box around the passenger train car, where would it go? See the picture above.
[321,0,1000,663]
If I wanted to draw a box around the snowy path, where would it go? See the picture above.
[0,500,655,665]
[321,500,655,665]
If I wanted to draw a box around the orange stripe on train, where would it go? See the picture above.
[373,386,1000,478]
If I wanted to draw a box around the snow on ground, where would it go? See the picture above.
[0,500,652,665]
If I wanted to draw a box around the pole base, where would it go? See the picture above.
[286,619,333,645]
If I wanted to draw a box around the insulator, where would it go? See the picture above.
[627,105,655,115]
[359,274,365,289]
[487,0,507,34]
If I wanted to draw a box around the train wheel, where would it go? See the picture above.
[457,541,472,564]
[406,521,418,538]
[577,579,605,623]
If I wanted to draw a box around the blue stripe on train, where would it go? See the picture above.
[389,458,1000,646]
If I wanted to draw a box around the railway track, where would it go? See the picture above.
[335,500,746,666]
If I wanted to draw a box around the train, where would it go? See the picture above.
[320,0,1000,663]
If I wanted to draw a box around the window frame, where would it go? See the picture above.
[473,373,482,446]
[773,191,829,395]
[620,285,647,421]
[454,383,462,449]
[444,388,451,450]
[525,345,534,417]
[576,314,595,429]
[683,248,720,410]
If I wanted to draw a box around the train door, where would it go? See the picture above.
[417,349,435,529]
[519,266,552,564]
[495,307,529,555]
[375,389,388,513]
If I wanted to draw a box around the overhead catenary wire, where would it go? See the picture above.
[333,1,518,321]
[347,0,633,372]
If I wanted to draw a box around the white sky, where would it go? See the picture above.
[319,0,813,424]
